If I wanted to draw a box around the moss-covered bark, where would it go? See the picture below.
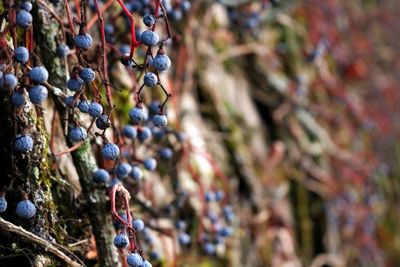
[32,4,121,267]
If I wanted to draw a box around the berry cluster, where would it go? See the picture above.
[0,0,234,266]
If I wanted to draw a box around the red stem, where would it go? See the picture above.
[87,0,114,30]
[74,0,81,20]
[155,0,160,17]
[110,185,137,252]
[64,0,76,35]
[114,0,140,57]
[93,0,113,109]
[54,141,84,156]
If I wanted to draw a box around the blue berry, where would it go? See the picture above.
[74,33,93,50]
[143,14,157,27]
[175,220,187,230]
[129,107,145,124]
[129,1,143,12]
[113,233,129,249]
[16,10,32,27]
[146,55,154,66]
[78,99,90,113]
[148,101,160,114]
[116,162,132,179]
[149,251,160,261]
[132,219,145,231]
[152,114,168,127]
[215,190,225,201]
[223,206,235,222]
[178,232,191,245]
[79,68,96,82]
[88,102,103,117]
[205,191,215,202]
[143,228,154,244]
[29,66,49,84]
[151,127,165,140]
[93,168,110,183]
[140,30,159,47]
[64,96,77,107]
[1,74,18,91]
[218,226,233,237]
[15,199,36,219]
[0,197,7,213]
[203,242,216,255]
[21,1,33,11]
[163,0,173,12]
[137,127,152,142]
[105,23,115,42]
[110,178,122,187]
[113,211,128,229]
[120,44,130,54]
[181,0,191,12]
[95,115,111,130]
[122,125,137,139]
[143,72,158,87]
[121,54,136,68]
[143,158,157,171]
[15,134,33,152]
[159,147,173,159]
[102,143,120,160]
[11,92,25,107]
[169,9,183,21]
[207,211,218,224]
[141,260,152,267]
[67,77,84,92]
[153,54,171,72]
[57,44,70,57]
[135,27,142,42]
[14,46,29,64]
[130,166,143,180]
[176,132,185,142]
[127,253,143,267]
[104,23,114,35]
[29,85,48,104]
[69,127,87,142]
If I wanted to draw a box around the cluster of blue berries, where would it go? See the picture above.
[200,191,235,255]
[1,59,50,153]
[16,2,33,28]
[163,0,191,21]
[224,2,272,34]
[1,0,236,266]
[0,195,36,220]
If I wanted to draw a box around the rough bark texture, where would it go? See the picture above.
[32,5,121,267]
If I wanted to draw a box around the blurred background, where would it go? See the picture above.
[171,0,400,266]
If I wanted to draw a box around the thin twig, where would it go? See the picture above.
[93,0,113,109]
[37,0,64,25]
[0,217,82,267]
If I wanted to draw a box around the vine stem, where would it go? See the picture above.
[64,0,76,35]
[154,0,160,22]
[87,0,114,30]
[114,0,140,57]
[74,0,81,19]
[0,217,83,267]
[54,141,84,156]
[190,145,230,203]
[110,184,137,252]
[93,0,113,109]
[37,0,64,25]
